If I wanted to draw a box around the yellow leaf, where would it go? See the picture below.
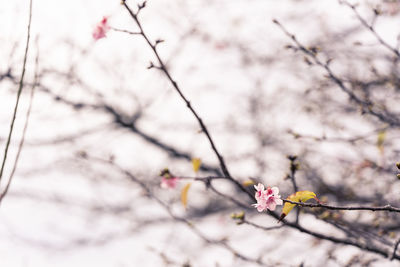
[279,190,317,221]
[192,158,201,173]
[242,180,255,187]
[181,182,192,209]
[377,130,386,155]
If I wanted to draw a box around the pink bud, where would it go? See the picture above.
[160,177,179,189]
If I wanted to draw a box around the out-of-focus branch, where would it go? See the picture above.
[102,104,222,175]
[241,219,283,231]
[273,19,400,127]
[287,126,388,144]
[340,0,400,58]
[15,82,223,175]
[392,238,400,260]
[287,155,299,193]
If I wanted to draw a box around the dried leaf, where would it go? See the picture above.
[181,182,192,209]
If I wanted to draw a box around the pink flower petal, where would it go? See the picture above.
[254,183,264,192]
[271,186,280,195]
[161,177,178,189]
[266,196,277,211]
[93,16,110,40]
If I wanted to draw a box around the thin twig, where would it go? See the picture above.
[111,27,141,35]
[288,126,388,144]
[0,37,38,203]
[178,175,227,181]
[0,0,33,186]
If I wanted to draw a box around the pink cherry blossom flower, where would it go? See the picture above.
[160,176,179,189]
[252,183,283,212]
[92,16,110,40]
[254,183,265,201]
[265,192,283,211]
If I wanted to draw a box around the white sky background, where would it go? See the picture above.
[1,0,400,266]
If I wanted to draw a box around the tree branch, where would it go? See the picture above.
[283,199,400,213]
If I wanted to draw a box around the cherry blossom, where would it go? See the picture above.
[254,183,265,201]
[92,16,110,40]
[160,176,179,189]
[252,183,283,212]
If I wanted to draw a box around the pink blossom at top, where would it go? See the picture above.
[252,183,283,212]
[92,17,110,40]
[160,176,179,189]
